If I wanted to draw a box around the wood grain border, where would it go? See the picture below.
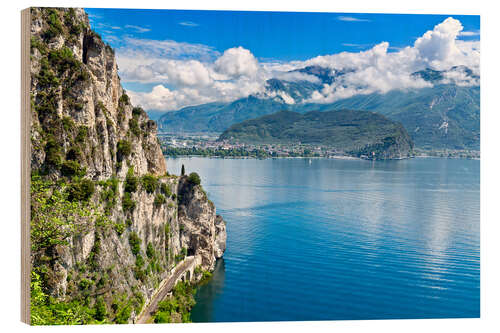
[21,7,31,325]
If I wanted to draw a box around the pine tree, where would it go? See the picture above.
[181,164,185,176]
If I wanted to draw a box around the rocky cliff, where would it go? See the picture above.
[29,7,226,324]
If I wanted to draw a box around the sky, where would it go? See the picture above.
[85,8,480,112]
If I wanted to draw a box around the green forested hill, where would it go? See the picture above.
[218,110,414,159]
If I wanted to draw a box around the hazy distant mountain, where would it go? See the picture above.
[307,84,480,150]
[157,98,287,134]
[157,66,479,150]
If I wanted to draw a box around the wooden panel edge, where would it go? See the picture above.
[20,7,31,325]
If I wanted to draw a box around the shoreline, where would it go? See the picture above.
[165,154,365,161]
[164,154,480,161]
[413,155,480,160]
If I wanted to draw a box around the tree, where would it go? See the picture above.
[181,164,185,176]
[187,172,201,186]
[94,296,108,321]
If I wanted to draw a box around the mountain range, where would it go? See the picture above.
[157,65,480,150]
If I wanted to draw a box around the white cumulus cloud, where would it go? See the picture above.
[214,47,260,78]
[414,17,465,69]
[128,85,214,111]
[301,17,479,103]
[115,17,479,111]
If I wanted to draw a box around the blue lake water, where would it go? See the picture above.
[166,157,480,322]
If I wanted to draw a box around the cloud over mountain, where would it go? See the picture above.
[115,17,479,112]
[414,17,472,69]
[214,47,260,78]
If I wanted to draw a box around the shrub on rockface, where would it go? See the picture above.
[132,107,145,118]
[94,296,108,321]
[30,270,100,325]
[160,183,172,197]
[187,172,201,186]
[117,140,131,161]
[42,9,63,40]
[141,174,158,194]
[44,136,63,168]
[99,177,118,201]
[115,304,132,324]
[31,36,48,55]
[119,93,130,105]
[68,178,95,202]
[135,254,145,269]
[128,118,141,137]
[64,8,87,36]
[128,232,141,256]
[154,194,166,207]
[61,160,86,178]
[37,58,59,88]
[75,126,88,144]
[31,174,101,257]
[146,242,155,259]
[48,47,80,73]
[124,168,138,193]
[122,192,136,213]
[113,221,125,236]
[62,116,75,132]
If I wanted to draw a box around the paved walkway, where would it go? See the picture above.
[135,257,195,324]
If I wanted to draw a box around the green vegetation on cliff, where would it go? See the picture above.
[153,281,196,323]
[31,270,105,325]
[187,172,201,186]
[30,174,119,325]
[151,266,214,324]
[29,171,180,325]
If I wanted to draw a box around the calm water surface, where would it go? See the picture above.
[166,157,480,322]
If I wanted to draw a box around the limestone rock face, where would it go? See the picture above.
[214,215,227,259]
[29,8,225,323]
[30,7,166,180]
[177,178,227,271]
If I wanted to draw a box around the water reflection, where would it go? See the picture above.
[166,157,479,321]
[191,259,226,322]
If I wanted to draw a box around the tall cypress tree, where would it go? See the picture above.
[181,164,185,176]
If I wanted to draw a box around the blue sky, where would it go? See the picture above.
[86,9,479,60]
[84,8,480,112]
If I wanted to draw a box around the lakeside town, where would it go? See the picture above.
[158,133,344,158]
[158,133,480,160]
